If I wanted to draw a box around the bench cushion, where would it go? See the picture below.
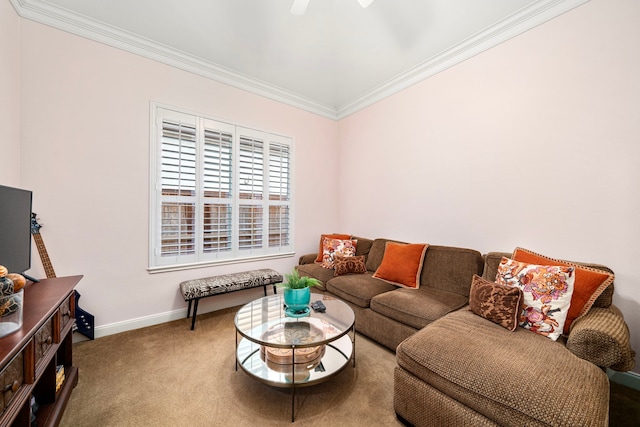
[179,268,282,301]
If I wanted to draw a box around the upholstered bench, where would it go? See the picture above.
[180,268,282,330]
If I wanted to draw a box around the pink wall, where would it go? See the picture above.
[338,0,640,373]
[18,19,339,329]
[8,0,640,373]
[0,0,21,186]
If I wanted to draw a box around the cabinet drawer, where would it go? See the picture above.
[35,318,54,367]
[0,351,23,413]
[59,294,73,331]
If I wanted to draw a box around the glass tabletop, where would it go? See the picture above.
[234,294,355,348]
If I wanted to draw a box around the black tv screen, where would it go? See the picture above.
[0,185,32,274]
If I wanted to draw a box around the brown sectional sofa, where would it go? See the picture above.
[296,237,635,427]
[297,237,484,351]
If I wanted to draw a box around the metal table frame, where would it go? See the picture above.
[234,295,356,422]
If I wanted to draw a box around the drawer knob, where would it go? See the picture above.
[44,336,52,345]
[2,380,20,393]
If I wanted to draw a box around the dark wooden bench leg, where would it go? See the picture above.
[186,300,193,318]
[191,298,200,330]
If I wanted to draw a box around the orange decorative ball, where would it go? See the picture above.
[6,274,26,292]
[0,266,7,277]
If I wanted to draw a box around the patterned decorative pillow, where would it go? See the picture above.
[334,255,367,276]
[468,274,523,331]
[496,257,575,341]
[512,247,614,334]
[314,233,351,263]
[321,238,357,269]
[372,242,428,289]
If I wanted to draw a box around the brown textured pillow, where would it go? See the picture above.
[334,255,367,276]
[469,274,523,331]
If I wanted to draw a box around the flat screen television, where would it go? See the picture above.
[0,185,33,275]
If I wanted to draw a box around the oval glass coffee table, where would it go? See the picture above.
[235,294,355,422]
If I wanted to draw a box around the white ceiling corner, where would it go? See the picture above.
[10,0,590,120]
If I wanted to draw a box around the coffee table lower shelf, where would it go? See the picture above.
[236,334,354,421]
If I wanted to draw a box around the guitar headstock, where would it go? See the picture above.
[30,212,42,235]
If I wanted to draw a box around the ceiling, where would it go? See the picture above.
[11,0,588,119]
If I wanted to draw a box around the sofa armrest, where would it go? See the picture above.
[566,304,636,371]
[298,253,317,265]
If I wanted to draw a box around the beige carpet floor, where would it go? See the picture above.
[59,306,640,427]
[60,307,402,427]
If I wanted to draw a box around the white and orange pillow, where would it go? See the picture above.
[496,257,574,341]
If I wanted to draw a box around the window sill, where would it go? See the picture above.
[147,251,296,274]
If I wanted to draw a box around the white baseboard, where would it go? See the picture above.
[608,369,640,391]
[72,308,187,343]
[96,309,188,338]
[72,288,272,343]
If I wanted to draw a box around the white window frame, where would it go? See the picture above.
[148,103,295,272]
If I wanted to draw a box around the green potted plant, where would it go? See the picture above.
[279,269,320,315]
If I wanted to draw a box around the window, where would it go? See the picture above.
[149,105,294,271]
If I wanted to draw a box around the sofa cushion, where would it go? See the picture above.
[482,252,511,281]
[373,242,428,289]
[512,247,615,334]
[371,287,468,330]
[496,257,575,341]
[325,273,397,308]
[365,238,406,272]
[468,274,522,331]
[419,246,484,297]
[294,263,334,290]
[352,236,374,258]
[396,309,610,426]
[333,255,367,276]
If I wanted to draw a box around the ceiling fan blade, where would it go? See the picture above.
[357,0,375,8]
[291,0,310,15]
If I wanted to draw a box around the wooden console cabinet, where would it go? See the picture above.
[0,276,82,427]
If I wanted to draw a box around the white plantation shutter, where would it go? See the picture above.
[237,129,265,253]
[150,105,294,270]
[238,135,264,201]
[160,119,197,260]
[238,205,263,250]
[203,125,233,255]
[268,140,291,248]
[268,142,290,202]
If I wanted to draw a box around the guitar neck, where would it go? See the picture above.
[32,233,56,279]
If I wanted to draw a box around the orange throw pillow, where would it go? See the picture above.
[373,242,428,289]
[314,233,351,263]
[512,247,614,334]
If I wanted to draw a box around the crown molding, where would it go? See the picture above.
[336,0,590,119]
[10,0,340,120]
[11,0,589,121]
